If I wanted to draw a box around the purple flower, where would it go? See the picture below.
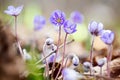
[88,21,103,36]
[100,30,114,45]
[62,68,82,80]
[46,53,55,63]
[97,57,107,67]
[63,20,77,34]
[83,61,91,72]
[4,5,23,16]
[70,11,84,24]
[50,10,65,26]
[72,55,79,66]
[34,15,46,31]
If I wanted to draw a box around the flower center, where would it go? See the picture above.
[57,18,61,23]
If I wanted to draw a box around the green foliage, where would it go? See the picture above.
[26,49,45,80]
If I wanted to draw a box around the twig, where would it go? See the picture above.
[35,39,74,65]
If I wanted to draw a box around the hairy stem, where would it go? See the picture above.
[42,48,49,79]
[55,33,68,80]
[107,45,113,77]
[90,35,95,75]
[51,26,61,78]
[14,16,24,58]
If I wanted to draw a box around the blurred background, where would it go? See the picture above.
[0,0,120,53]
[0,0,120,80]
[0,0,120,54]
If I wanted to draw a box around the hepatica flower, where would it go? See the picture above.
[83,61,91,72]
[50,10,65,26]
[100,30,114,45]
[63,20,77,34]
[4,5,23,16]
[34,15,46,30]
[46,53,56,63]
[72,55,79,66]
[70,11,84,24]
[62,68,83,80]
[88,21,103,36]
[97,57,107,67]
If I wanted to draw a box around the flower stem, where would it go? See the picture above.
[100,67,102,76]
[51,26,61,77]
[55,33,68,80]
[107,45,113,77]
[100,67,103,80]
[90,35,95,75]
[14,16,24,58]
[42,49,49,79]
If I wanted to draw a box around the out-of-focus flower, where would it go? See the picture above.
[100,30,114,45]
[46,53,56,63]
[97,57,107,67]
[4,5,23,16]
[70,11,84,24]
[72,54,79,66]
[45,38,54,46]
[63,20,77,34]
[83,62,91,72]
[34,15,46,31]
[62,68,83,80]
[88,21,103,36]
[43,38,57,55]
[50,10,65,26]
[23,49,32,60]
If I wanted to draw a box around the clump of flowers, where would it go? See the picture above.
[4,5,116,80]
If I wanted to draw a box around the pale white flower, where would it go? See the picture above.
[62,68,83,80]
[4,5,23,16]
[97,57,107,67]
[72,54,79,66]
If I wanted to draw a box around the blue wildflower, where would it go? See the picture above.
[62,68,83,80]
[88,21,103,36]
[4,5,23,16]
[50,10,65,26]
[63,20,77,34]
[100,30,114,45]
[70,11,84,24]
[34,15,46,31]
[46,53,56,63]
